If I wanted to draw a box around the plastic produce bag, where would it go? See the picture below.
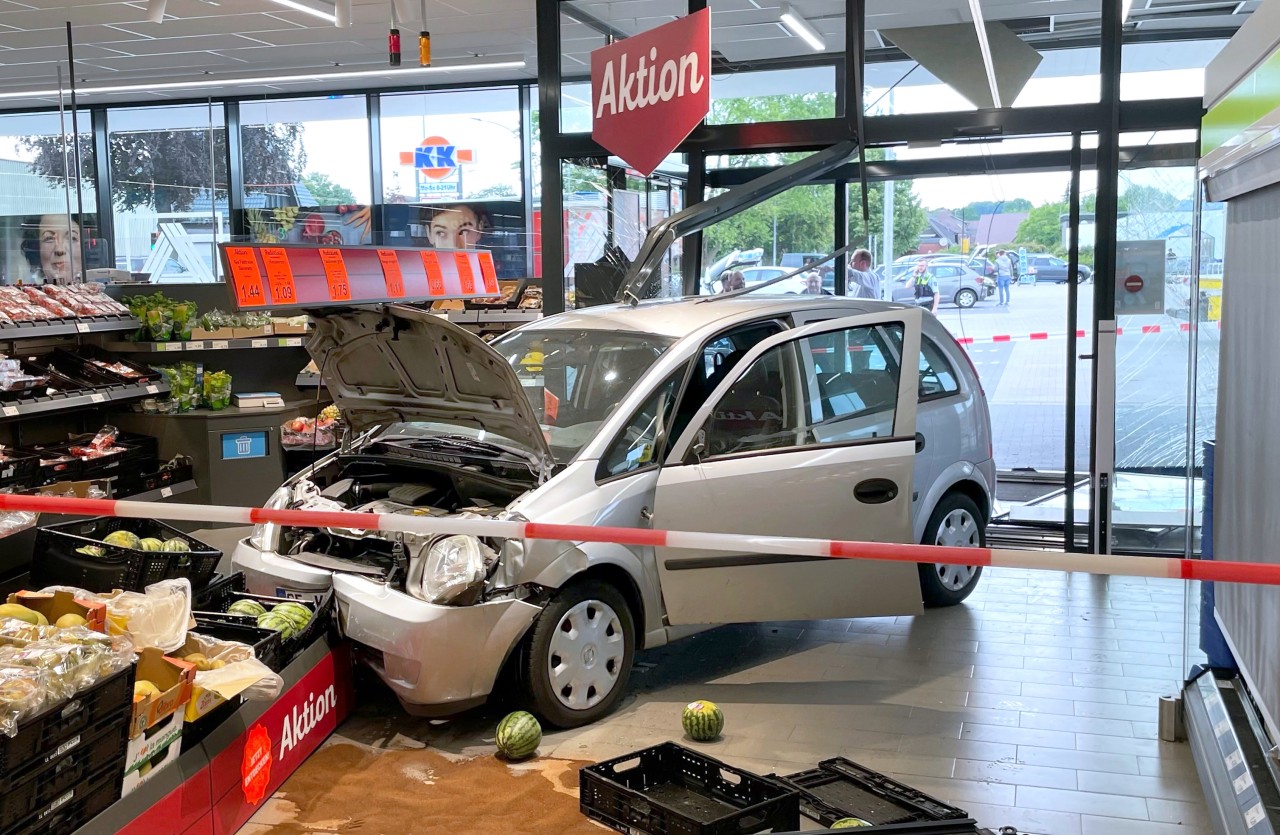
[0,639,107,701]
[0,508,37,540]
[182,632,282,702]
[0,618,58,648]
[0,665,47,737]
[46,579,193,652]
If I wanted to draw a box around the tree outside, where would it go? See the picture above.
[21,124,307,212]
[299,172,356,206]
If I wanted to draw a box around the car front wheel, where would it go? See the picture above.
[954,288,978,308]
[918,492,985,607]
[1077,270,1091,284]
[521,580,635,728]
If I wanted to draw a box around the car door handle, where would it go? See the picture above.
[915,432,926,453]
[854,479,899,504]
[640,506,653,521]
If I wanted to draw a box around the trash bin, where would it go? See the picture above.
[1200,440,1237,671]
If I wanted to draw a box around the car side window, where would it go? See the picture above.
[699,323,903,458]
[919,337,961,400]
[598,369,685,480]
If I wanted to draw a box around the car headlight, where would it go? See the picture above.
[248,486,290,551]
[410,535,491,606]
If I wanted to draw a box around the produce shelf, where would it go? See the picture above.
[0,379,168,423]
[102,336,307,353]
[116,479,197,503]
[0,316,139,341]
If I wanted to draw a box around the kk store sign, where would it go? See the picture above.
[591,8,711,177]
[399,135,475,201]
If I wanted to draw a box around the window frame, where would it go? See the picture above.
[595,363,691,484]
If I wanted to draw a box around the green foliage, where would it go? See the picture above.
[951,198,1032,217]
[1014,202,1066,249]
[300,172,356,205]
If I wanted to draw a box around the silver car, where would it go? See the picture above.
[231,296,995,727]
[892,263,994,308]
[232,142,996,728]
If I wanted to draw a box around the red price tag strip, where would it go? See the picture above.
[477,250,499,294]
[225,247,266,308]
[261,248,297,304]
[454,252,476,294]
[376,250,406,298]
[318,248,352,302]
[420,251,445,296]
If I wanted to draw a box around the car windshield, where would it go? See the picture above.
[489,328,676,463]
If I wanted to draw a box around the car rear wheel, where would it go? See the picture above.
[521,580,635,728]
[954,288,978,308]
[918,492,985,607]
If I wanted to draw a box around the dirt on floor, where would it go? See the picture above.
[247,741,607,834]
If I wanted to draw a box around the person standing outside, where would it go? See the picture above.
[848,248,880,300]
[994,249,1013,307]
[912,261,939,314]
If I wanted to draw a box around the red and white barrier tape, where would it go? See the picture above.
[952,322,1214,346]
[1,493,1276,588]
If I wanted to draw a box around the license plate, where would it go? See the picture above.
[275,587,325,605]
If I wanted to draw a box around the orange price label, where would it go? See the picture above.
[477,251,499,294]
[225,247,266,308]
[318,248,351,301]
[261,247,297,305]
[454,252,476,294]
[376,250,406,298]
[420,252,445,296]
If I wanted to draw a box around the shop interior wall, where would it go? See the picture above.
[1212,184,1280,743]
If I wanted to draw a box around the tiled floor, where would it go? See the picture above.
[265,568,1210,834]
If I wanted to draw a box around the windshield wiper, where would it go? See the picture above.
[418,435,519,457]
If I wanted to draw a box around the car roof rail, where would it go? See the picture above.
[614,139,862,306]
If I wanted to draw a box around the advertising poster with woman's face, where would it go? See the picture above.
[1,213,101,284]
[26,214,81,282]
[383,200,525,278]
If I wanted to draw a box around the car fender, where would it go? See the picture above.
[913,461,994,543]
[529,541,663,645]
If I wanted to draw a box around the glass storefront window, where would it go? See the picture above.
[379,87,525,277]
[107,103,226,281]
[709,66,837,125]
[702,182,834,294]
[0,112,99,284]
[239,96,371,248]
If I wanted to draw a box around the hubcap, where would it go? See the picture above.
[547,599,624,711]
[934,507,980,591]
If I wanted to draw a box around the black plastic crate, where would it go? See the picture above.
[0,709,129,828]
[22,357,120,392]
[193,571,238,610]
[32,517,220,593]
[580,743,800,835]
[0,664,133,777]
[195,574,334,660]
[0,451,41,489]
[8,759,123,835]
[778,758,971,829]
[26,446,84,484]
[191,613,286,673]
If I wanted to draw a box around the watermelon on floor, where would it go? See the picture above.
[495,711,541,760]
[682,700,724,742]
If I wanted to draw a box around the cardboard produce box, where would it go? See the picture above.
[28,479,111,498]
[122,711,183,795]
[187,326,226,340]
[231,324,274,339]
[129,647,195,739]
[7,589,107,632]
[270,317,309,335]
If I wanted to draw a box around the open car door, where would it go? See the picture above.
[653,307,924,625]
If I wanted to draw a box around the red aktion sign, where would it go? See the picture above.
[590,8,711,177]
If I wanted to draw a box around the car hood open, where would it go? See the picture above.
[309,304,553,473]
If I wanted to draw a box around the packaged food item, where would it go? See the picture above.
[68,425,121,459]
[0,665,47,737]
[203,370,231,411]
